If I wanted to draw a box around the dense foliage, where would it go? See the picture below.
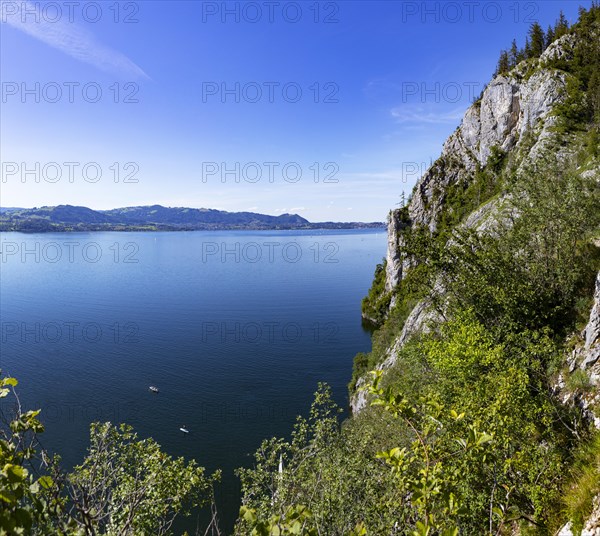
[237,149,599,534]
[361,258,391,326]
[0,376,220,535]
[0,376,57,535]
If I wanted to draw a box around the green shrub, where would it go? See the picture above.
[360,259,390,326]
[566,368,594,393]
[562,433,600,535]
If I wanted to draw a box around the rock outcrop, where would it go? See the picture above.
[384,210,405,294]
[379,49,570,317]
[351,36,579,414]
[389,40,575,324]
[556,272,600,535]
[559,493,600,536]
[557,271,600,427]
[405,64,566,235]
[585,273,600,368]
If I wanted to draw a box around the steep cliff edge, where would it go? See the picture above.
[354,27,599,413]
[363,52,571,333]
[348,7,600,533]
[386,37,572,299]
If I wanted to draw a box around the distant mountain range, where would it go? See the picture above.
[0,205,384,232]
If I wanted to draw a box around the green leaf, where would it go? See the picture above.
[0,489,17,504]
[37,476,53,490]
[476,433,493,445]
[1,377,18,387]
[4,464,27,483]
[414,521,430,536]
[240,506,258,524]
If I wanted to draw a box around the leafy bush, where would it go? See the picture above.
[0,372,219,536]
[67,423,219,535]
[235,384,408,535]
[360,258,390,326]
[0,375,59,535]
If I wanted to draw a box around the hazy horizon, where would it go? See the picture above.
[0,203,387,221]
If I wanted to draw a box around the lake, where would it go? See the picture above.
[0,229,386,532]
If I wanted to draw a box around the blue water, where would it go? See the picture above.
[0,229,385,531]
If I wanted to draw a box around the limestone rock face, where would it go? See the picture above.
[380,39,572,316]
[579,271,600,417]
[352,37,574,414]
[541,33,576,63]
[553,269,600,536]
[350,299,440,414]
[380,299,440,370]
[350,377,369,415]
[384,211,405,293]
[381,62,567,318]
[395,37,572,242]
[585,273,600,358]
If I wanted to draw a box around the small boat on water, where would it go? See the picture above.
[180,426,190,434]
[149,386,159,393]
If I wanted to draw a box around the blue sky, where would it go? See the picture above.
[0,0,591,221]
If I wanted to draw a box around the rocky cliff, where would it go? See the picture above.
[388,37,572,282]
[353,37,578,413]
[351,15,600,533]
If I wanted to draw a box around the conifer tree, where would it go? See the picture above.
[496,50,510,75]
[528,22,546,58]
[509,39,520,68]
[555,11,569,38]
[546,25,555,48]
[524,37,532,59]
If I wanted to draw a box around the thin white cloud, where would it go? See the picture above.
[363,77,402,96]
[390,105,465,125]
[2,0,148,79]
